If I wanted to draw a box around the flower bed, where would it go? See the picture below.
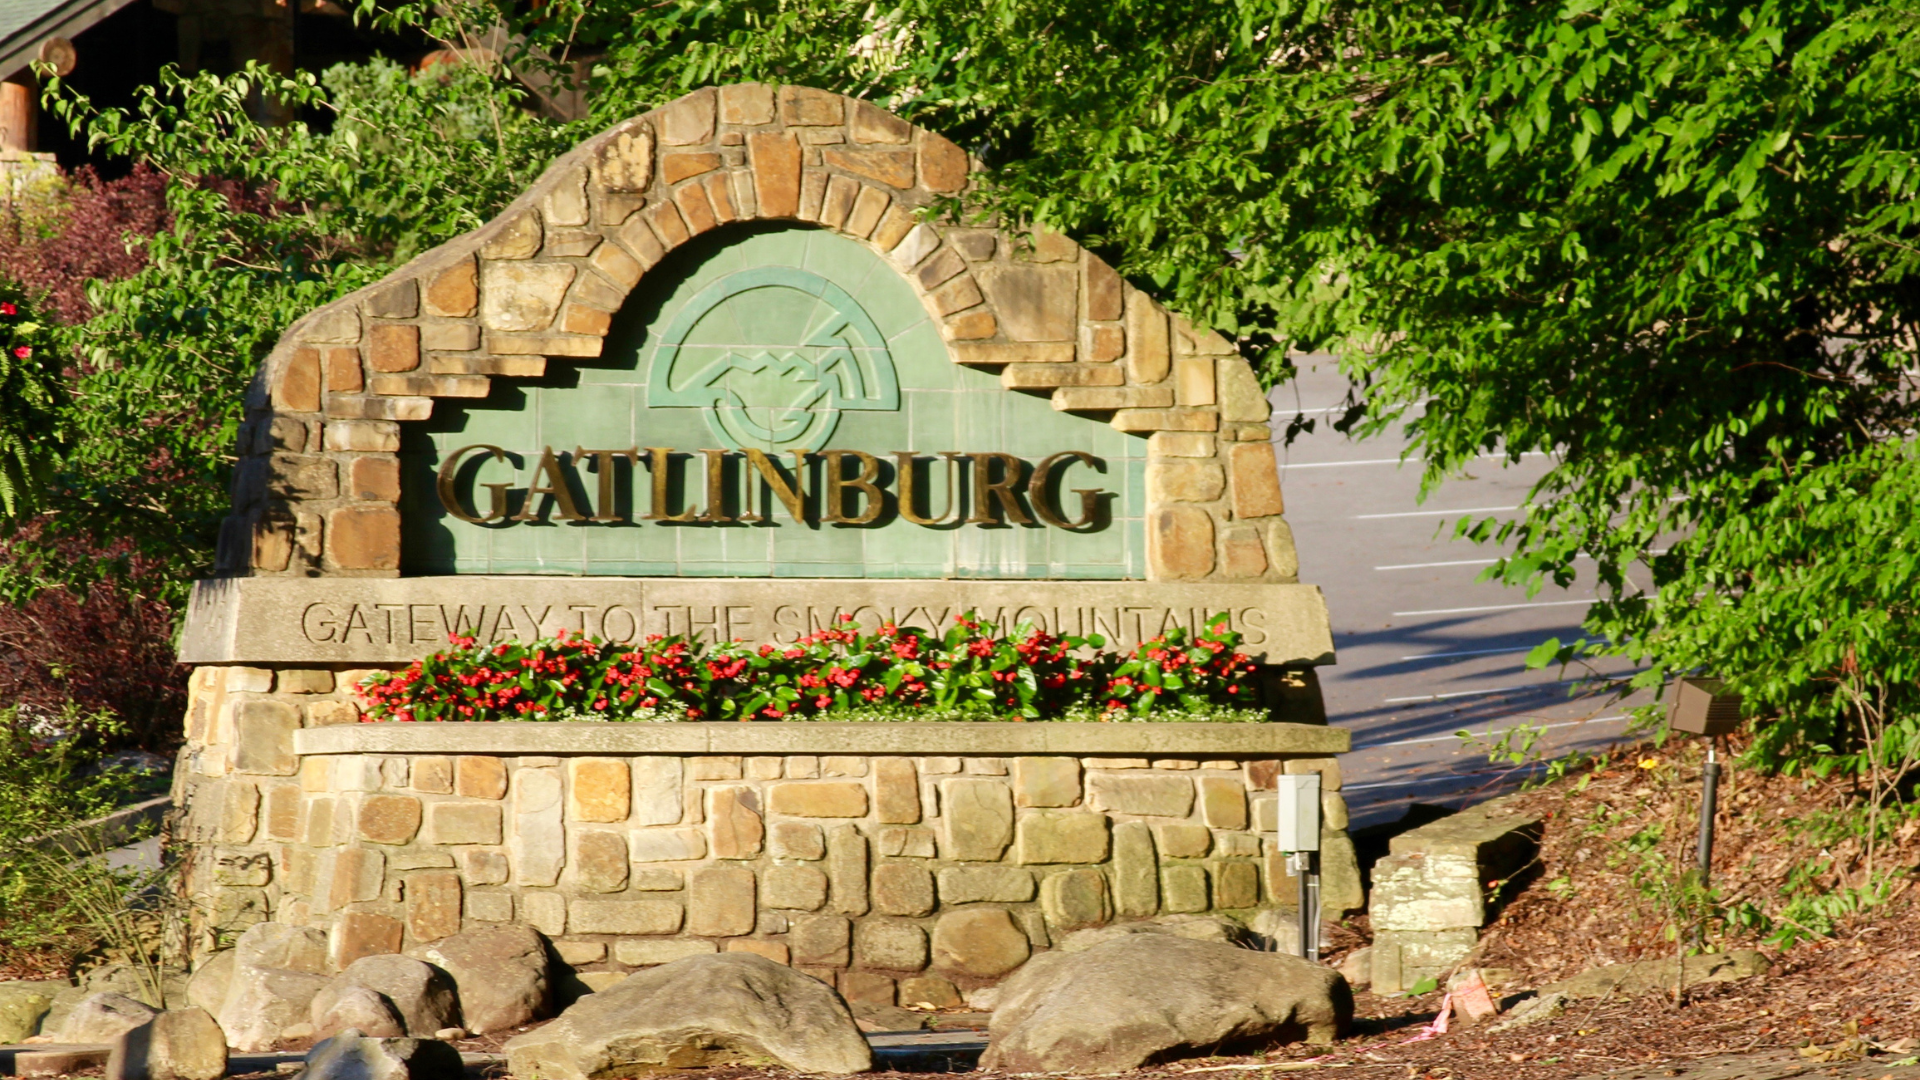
[357,613,1267,723]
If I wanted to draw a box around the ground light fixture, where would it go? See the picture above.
[1668,677,1744,886]
[1271,773,1322,959]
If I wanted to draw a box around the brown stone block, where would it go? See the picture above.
[1125,288,1171,384]
[822,147,915,189]
[568,758,631,822]
[931,275,984,316]
[780,85,845,126]
[328,909,403,969]
[1214,860,1260,909]
[844,186,889,238]
[347,457,402,504]
[406,869,463,942]
[367,324,420,374]
[930,909,1028,977]
[1087,325,1125,363]
[1085,254,1124,321]
[790,914,851,966]
[1014,811,1111,864]
[919,132,968,192]
[749,131,803,218]
[871,863,934,917]
[1147,460,1226,503]
[710,786,765,859]
[1147,506,1217,581]
[323,420,402,452]
[980,265,1076,342]
[268,453,337,500]
[872,204,916,250]
[827,822,870,916]
[704,172,739,223]
[719,83,775,125]
[570,828,630,893]
[1040,867,1111,931]
[461,848,509,885]
[276,347,322,413]
[663,151,721,183]
[232,698,300,775]
[767,782,869,818]
[326,506,401,571]
[818,174,858,229]
[1012,757,1081,808]
[427,802,501,845]
[673,182,719,235]
[424,257,477,317]
[850,100,911,144]
[328,846,385,910]
[763,864,829,911]
[1221,525,1269,577]
[688,865,756,936]
[326,346,364,393]
[1246,760,1281,790]
[877,826,937,858]
[358,794,422,845]
[873,758,919,824]
[915,247,966,290]
[648,201,693,249]
[726,939,790,965]
[771,821,825,860]
[1230,442,1286,519]
[456,756,507,799]
[1285,756,1343,791]
[945,309,996,340]
[265,783,302,842]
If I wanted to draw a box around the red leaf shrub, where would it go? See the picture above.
[0,164,170,325]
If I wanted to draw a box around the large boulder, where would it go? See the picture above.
[310,982,405,1041]
[981,935,1352,1074]
[1056,914,1252,952]
[107,1007,228,1080]
[233,923,329,975]
[0,981,62,1042]
[332,956,458,1037]
[502,953,871,1078]
[61,993,161,1044]
[185,953,235,1016]
[298,1028,463,1080]
[417,925,551,1034]
[217,965,330,1052]
[81,966,188,1010]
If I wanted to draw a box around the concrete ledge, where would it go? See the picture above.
[293,720,1351,757]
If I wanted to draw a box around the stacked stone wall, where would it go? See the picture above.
[177,665,1359,1000]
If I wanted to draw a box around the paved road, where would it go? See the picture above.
[1272,358,1650,828]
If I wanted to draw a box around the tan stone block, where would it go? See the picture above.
[871,758,919,824]
[302,699,355,727]
[822,147,914,189]
[844,185,889,238]
[232,699,299,775]
[1214,861,1260,909]
[917,757,962,775]
[633,867,683,891]
[1215,832,1262,858]
[746,756,784,780]
[596,124,654,193]
[768,782,869,818]
[1221,526,1269,577]
[688,865,757,936]
[424,257,477,317]
[1162,865,1209,913]
[936,866,1035,904]
[276,347,322,413]
[662,151,721,184]
[569,898,684,935]
[850,101,911,144]
[674,182,719,234]
[854,919,928,973]
[387,848,453,870]
[919,132,968,192]
[629,827,707,862]
[978,265,1076,343]
[409,757,452,794]
[826,823,869,916]
[748,131,803,218]
[1149,432,1216,459]
[1323,792,1350,831]
[1198,775,1249,830]
[726,939,790,965]
[1124,289,1171,385]
[342,457,401,504]
[719,83,775,125]
[837,970,894,1007]
[1147,505,1216,581]
[710,785,765,859]
[763,864,829,911]
[931,909,1028,978]
[569,829,629,893]
[461,848,509,885]
[479,261,574,332]
[1267,518,1300,580]
[822,756,868,777]
[899,975,962,1010]
[1230,442,1286,519]
[1155,823,1212,859]
[1084,255,1123,321]
[1040,868,1111,932]
[876,826,937,858]
[521,892,566,937]
[871,863,935,917]
[327,846,384,910]
[771,821,825,860]
[1014,811,1111,864]
[566,758,631,823]
[1088,773,1195,817]
[357,794,421,845]
[785,755,820,779]
[616,939,716,967]
[1175,356,1217,408]
[464,891,513,923]
[367,323,419,374]
[555,940,605,964]
[330,911,403,969]
[1113,407,1219,433]
[689,756,744,781]
[790,914,851,967]
[326,345,364,393]
[1147,460,1226,504]
[779,85,844,125]
[481,210,542,261]
[945,309,997,340]
[1111,820,1158,918]
[942,778,1013,861]
[326,506,400,572]
[659,87,716,144]
[1152,759,1201,771]
[1284,757,1342,791]
[1010,757,1081,808]
[1218,357,1269,422]
[405,869,462,942]
[931,274,984,317]
[456,756,506,799]
[264,784,301,842]
[304,795,334,846]
[631,757,683,825]
[872,204,916,251]
[279,669,335,694]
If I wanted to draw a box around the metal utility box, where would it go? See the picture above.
[1271,773,1322,852]
[1668,677,1744,736]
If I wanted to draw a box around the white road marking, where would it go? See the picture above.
[1374,557,1501,570]
[1351,715,1631,752]
[1383,684,1554,704]
[1282,457,1418,469]
[1354,505,1521,520]
[1397,645,1533,661]
[1391,598,1593,617]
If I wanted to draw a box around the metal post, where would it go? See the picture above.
[1696,739,1721,884]
[1289,850,1319,960]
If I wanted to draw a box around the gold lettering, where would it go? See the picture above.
[894,451,959,526]
[822,450,883,525]
[436,444,513,523]
[643,447,697,522]
[1029,451,1102,529]
[968,452,1033,525]
[742,449,808,524]
[575,447,639,522]
[698,449,734,523]
[512,446,587,522]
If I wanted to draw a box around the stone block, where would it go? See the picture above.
[276,347,322,412]
[480,262,575,332]
[1198,776,1248,830]
[725,940,790,965]
[1111,821,1159,918]
[570,829,629,893]
[426,803,501,846]
[231,699,299,775]
[330,911,403,970]
[709,786,765,859]
[568,759,630,823]
[839,971,896,1007]
[771,821,825,860]
[1321,832,1365,915]
[596,126,654,192]
[568,899,684,936]
[1147,506,1216,581]
[746,756,784,780]
[265,784,301,842]
[1214,861,1260,909]
[510,767,564,887]
[823,147,914,189]
[748,131,803,218]
[1218,357,1270,422]
[367,324,419,374]
[687,865,757,937]
[1221,526,1269,577]
[356,794,421,845]
[919,132,968,192]
[325,506,400,571]
[1040,868,1112,931]
[854,919,928,972]
[1174,354,1216,407]
[1162,865,1209,913]
[614,939,716,966]
[1155,823,1212,858]
[630,828,707,862]
[935,867,1035,906]
[406,870,463,942]
[1088,773,1194,817]
[1014,811,1111,864]
[1149,432,1216,458]
[790,914,851,967]
[423,257,477,317]
[780,85,844,125]
[719,83,775,125]
[554,941,605,964]
[763,864,829,911]
[464,892,514,923]
[631,757,683,825]
[768,781,868,818]
[1012,757,1081,808]
[979,265,1076,342]
[306,700,359,727]
[632,867,683,891]
[873,758,919,823]
[871,863,935,917]
[1369,929,1479,996]
[942,779,1013,861]
[1124,287,1171,384]
[826,823,869,916]
[1147,461,1226,503]
[689,756,744,781]
[1230,442,1286,519]
[327,846,385,910]
[822,756,868,777]
[1215,832,1262,858]
[785,755,820,779]
[876,826,936,858]
[461,848,510,886]
[930,910,1028,978]
[1285,757,1344,792]
[1084,254,1123,321]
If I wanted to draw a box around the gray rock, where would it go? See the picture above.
[335,956,458,1037]
[39,984,90,1041]
[61,993,161,1044]
[1540,950,1769,1000]
[1339,946,1373,992]
[185,953,235,1016]
[1056,913,1252,953]
[502,952,871,1078]
[311,982,405,1041]
[81,966,188,1009]
[981,934,1352,1074]
[108,1007,228,1080]
[417,925,551,1034]
[298,1028,463,1080]
[218,965,330,1052]
[1486,991,1566,1033]
[234,923,329,976]
[0,981,63,1042]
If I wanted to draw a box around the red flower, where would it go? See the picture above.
[12,345,27,359]
[0,302,15,315]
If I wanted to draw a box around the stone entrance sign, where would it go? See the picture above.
[173,84,1358,1001]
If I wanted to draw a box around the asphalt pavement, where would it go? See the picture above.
[1272,358,1650,828]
